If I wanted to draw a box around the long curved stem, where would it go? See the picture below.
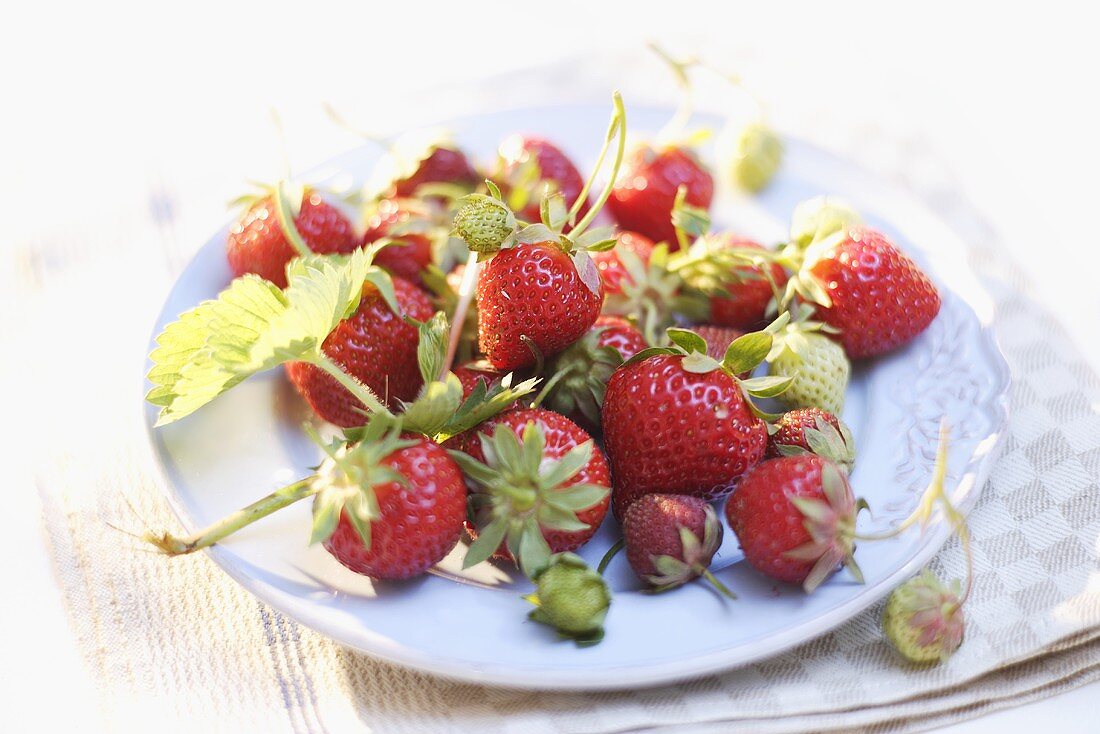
[571,92,628,238]
[597,538,624,575]
[144,477,318,555]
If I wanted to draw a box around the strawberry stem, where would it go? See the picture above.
[272,180,312,258]
[310,352,393,417]
[143,477,317,555]
[442,252,480,377]
[597,538,624,574]
[649,42,697,143]
[700,568,737,600]
[571,92,628,238]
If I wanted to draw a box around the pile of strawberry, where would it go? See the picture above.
[145,90,944,649]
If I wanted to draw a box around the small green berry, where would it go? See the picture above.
[883,571,965,664]
[526,553,611,645]
[452,194,515,254]
[731,123,783,192]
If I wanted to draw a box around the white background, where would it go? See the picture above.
[3,1,1097,731]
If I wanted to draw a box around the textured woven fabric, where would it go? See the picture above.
[20,60,1100,733]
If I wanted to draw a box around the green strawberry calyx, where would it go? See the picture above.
[774,413,857,474]
[342,310,540,444]
[308,418,417,548]
[622,314,795,420]
[524,552,611,646]
[645,505,735,598]
[538,323,628,426]
[602,241,709,346]
[450,421,610,580]
[784,460,866,593]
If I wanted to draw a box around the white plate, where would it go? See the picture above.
[144,104,1010,691]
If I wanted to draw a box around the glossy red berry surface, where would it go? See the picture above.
[623,493,713,581]
[808,227,941,359]
[498,135,589,224]
[726,455,834,585]
[362,198,433,285]
[461,408,611,557]
[593,231,656,296]
[227,192,358,288]
[476,242,603,370]
[391,146,478,198]
[322,437,467,580]
[708,237,788,330]
[591,315,648,362]
[602,354,767,519]
[285,276,433,426]
[608,145,714,247]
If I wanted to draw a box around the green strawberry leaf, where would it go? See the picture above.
[681,351,723,374]
[740,374,795,398]
[146,275,287,426]
[462,516,509,569]
[723,331,773,375]
[666,328,708,355]
[239,249,383,373]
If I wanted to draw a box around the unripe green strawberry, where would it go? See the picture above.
[525,553,611,645]
[731,123,783,192]
[451,193,515,254]
[769,331,849,415]
[882,571,965,664]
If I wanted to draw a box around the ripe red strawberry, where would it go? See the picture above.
[451,408,611,577]
[766,408,856,472]
[621,493,731,595]
[608,145,714,246]
[322,433,467,579]
[543,315,648,430]
[602,352,767,519]
[799,227,941,359]
[497,136,589,223]
[477,242,604,370]
[726,455,863,592]
[593,231,655,296]
[227,189,358,288]
[144,423,467,582]
[362,198,433,285]
[391,145,478,198]
[707,237,788,330]
[285,276,433,426]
